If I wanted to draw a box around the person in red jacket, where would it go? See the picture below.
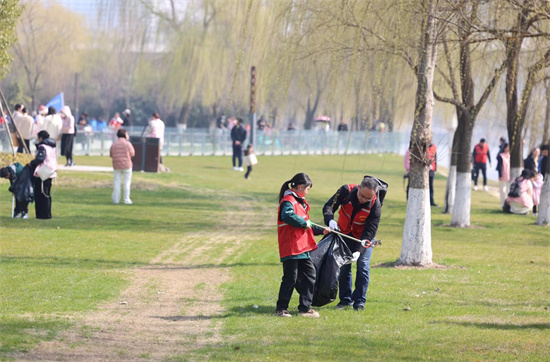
[275,173,325,318]
[472,138,491,191]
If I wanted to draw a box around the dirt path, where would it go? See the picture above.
[18,194,271,361]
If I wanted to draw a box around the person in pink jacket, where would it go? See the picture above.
[504,169,536,215]
[496,143,511,206]
[531,172,543,216]
[109,128,135,205]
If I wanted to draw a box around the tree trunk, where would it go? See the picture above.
[544,80,550,145]
[451,115,474,227]
[449,19,476,227]
[398,0,438,266]
[504,8,528,171]
[537,159,550,225]
[443,127,459,214]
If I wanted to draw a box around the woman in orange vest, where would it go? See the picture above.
[275,173,325,318]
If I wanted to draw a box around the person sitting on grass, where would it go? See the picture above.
[275,173,326,318]
[504,169,536,215]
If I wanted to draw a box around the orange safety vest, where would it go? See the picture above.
[474,143,489,164]
[337,184,377,239]
[427,144,437,171]
[277,193,317,258]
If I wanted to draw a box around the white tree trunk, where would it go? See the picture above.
[443,165,457,214]
[510,167,521,181]
[399,188,433,265]
[451,172,471,227]
[536,177,550,225]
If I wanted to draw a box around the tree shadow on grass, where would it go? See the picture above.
[1,255,148,270]
[1,215,212,233]
[435,320,550,330]
[151,315,219,322]
[2,256,278,271]
[141,262,279,270]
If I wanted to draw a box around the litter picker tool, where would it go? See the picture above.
[310,221,381,247]
[11,195,14,218]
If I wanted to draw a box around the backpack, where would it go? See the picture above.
[508,177,522,198]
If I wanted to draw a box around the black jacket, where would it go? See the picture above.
[322,184,381,248]
[231,125,247,145]
[523,156,537,172]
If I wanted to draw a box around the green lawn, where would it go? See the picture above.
[0,154,548,360]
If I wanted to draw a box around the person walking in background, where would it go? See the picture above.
[122,109,132,128]
[35,105,48,136]
[337,118,348,132]
[323,176,387,311]
[60,106,75,166]
[109,112,124,131]
[472,138,491,191]
[496,143,511,207]
[110,128,135,205]
[42,106,62,143]
[146,112,165,163]
[14,107,34,153]
[243,144,257,180]
[29,130,57,219]
[275,173,325,318]
[498,137,507,153]
[231,117,247,171]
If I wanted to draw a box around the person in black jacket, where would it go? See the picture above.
[523,147,540,172]
[322,176,387,311]
[230,117,247,171]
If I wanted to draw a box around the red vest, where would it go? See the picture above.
[337,184,377,239]
[277,194,317,258]
[427,144,436,171]
[474,143,489,163]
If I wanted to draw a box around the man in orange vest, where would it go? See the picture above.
[472,138,491,191]
[322,176,388,311]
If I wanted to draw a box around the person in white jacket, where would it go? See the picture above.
[42,106,62,143]
[146,112,165,163]
[60,105,75,166]
[13,107,34,153]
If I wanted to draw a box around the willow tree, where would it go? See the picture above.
[12,2,87,110]
[433,1,506,227]
[497,0,550,179]
[0,0,21,80]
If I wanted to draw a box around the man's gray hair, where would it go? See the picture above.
[360,176,379,192]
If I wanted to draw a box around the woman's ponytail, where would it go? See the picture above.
[278,180,292,203]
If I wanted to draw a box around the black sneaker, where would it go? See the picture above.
[334,303,353,310]
[353,306,365,311]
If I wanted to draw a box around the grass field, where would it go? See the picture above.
[1,153,549,360]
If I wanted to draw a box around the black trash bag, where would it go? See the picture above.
[9,165,34,203]
[310,233,354,307]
